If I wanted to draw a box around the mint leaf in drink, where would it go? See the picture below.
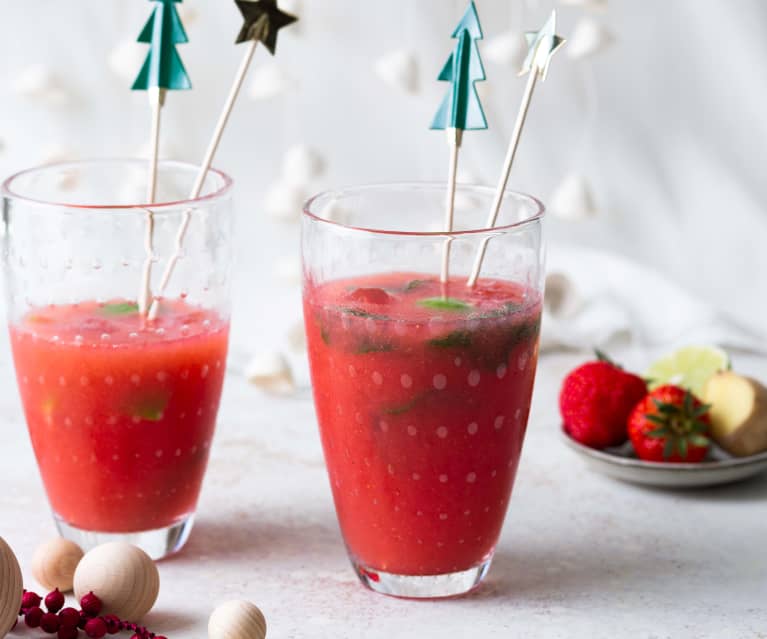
[417,297,472,312]
[472,301,525,320]
[404,279,431,292]
[129,393,168,422]
[102,302,139,316]
[428,330,472,348]
[338,307,390,320]
[383,395,421,416]
[356,339,395,354]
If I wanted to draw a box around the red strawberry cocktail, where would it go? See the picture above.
[305,273,541,585]
[10,300,229,537]
[2,160,235,558]
[302,182,545,597]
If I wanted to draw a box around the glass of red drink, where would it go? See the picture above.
[302,183,545,598]
[2,159,233,559]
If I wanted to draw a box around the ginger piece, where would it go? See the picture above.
[703,371,767,457]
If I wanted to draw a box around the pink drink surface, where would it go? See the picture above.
[304,273,541,575]
[10,300,229,533]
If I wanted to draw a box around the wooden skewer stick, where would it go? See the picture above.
[139,86,166,316]
[465,70,537,289]
[466,9,564,288]
[440,128,463,285]
[148,40,259,320]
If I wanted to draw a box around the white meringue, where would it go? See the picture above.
[549,173,599,221]
[108,40,146,81]
[287,321,307,353]
[282,144,326,185]
[544,272,582,319]
[566,18,615,60]
[249,64,294,100]
[559,0,609,10]
[40,144,79,166]
[280,0,302,33]
[265,181,308,222]
[14,64,71,107]
[319,199,351,225]
[245,352,295,394]
[374,49,419,95]
[178,4,200,25]
[484,30,528,70]
[40,145,81,191]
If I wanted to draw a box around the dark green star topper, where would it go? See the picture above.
[234,0,298,54]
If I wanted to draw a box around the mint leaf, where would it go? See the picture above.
[429,330,472,348]
[356,339,395,354]
[417,297,472,312]
[339,307,390,320]
[404,279,430,292]
[130,394,168,422]
[102,302,139,316]
[476,302,524,319]
[383,396,421,416]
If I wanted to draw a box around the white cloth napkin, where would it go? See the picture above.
[542,244,767,355]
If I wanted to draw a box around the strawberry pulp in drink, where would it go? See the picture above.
[304,273,541,576]
[10,300,229,533]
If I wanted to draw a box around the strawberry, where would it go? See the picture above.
[560,353,647,449]
[628,385,711,462]
[346,288,393,305]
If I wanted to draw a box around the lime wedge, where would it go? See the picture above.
[646,346,731,398]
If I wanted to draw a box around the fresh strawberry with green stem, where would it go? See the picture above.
[628,384,711,462]
[560,351,648,449]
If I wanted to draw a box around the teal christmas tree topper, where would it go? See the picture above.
[235,0,298,54]
[132,0,192,91]
[431,1,487,132]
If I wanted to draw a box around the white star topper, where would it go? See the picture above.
[521,10,566,81]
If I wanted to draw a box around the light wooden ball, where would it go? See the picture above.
[0,536,23,639]
[32,537,84,592]
[209,600,267,639]
[73,542,159,620]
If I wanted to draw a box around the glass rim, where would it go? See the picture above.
[303,181,545,238]
[1,158,234,212]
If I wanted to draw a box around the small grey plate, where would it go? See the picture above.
[561,429,767,488]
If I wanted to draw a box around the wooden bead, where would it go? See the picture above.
[209,600,267,639]
[73,542,159,620]
[32,538,84,592]
[0,536,23,639]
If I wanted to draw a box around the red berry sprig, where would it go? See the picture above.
[17,590,167,639]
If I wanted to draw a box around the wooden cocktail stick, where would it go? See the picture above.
[466,10,564,288]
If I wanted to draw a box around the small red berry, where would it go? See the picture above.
[25,606,44,628]
[130,634,143,639]
[59,626,79,639]
[80,593,103,616]
[78,612,89,629]
[102,615,121,634]
[58,608,81,629]
[45,589,66,614]
[41,612,61,633]
[22,591,43,609]
[84,618,108,639]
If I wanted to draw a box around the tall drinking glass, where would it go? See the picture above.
[302,183,544,597]
[2,160,233,559]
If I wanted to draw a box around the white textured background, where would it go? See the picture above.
[0,0,765,352]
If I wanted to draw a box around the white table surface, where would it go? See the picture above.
[2,343,766,639]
